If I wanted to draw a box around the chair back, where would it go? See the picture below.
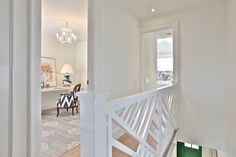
[72,84,81,100]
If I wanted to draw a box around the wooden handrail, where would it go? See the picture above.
[161,128,178,157]
[215,149,218,157]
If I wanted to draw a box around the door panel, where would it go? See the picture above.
[177,142,202,157]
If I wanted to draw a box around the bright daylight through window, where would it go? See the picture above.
[184,143,200,150]
[156,30,174,86]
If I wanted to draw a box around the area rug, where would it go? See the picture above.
[41,109,80,157]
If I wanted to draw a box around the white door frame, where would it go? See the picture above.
[7,0,94,156]
[0,0,13,156]
[10,0,42,156]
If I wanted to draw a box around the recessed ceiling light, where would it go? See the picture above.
[151,8,156,12]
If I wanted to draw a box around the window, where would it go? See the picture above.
[184,143,200,150]
[192,144,200,150]
[156,29,174,86]
[141,23,178,91]
[184,143,192,148]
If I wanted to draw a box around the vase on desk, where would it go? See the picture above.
[41,81,45,89]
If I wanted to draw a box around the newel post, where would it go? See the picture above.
[77,92,110,157]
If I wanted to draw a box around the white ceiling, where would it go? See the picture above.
[121,0,213,19]
[42,0,212,40]
[42,0,87,41]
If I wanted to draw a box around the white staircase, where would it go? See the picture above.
[77,84,178,157]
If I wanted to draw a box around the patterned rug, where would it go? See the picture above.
[41,109,80,157]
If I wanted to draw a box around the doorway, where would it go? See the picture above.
[177,142,202,157]
[40,0,88,156]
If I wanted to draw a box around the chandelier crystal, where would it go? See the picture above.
[56,22,77,44]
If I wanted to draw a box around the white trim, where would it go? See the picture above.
[140,22,178,34]
[27,0,42,156]
[9,0,13,156]
[87,0,101,92]
[140,22,180,91]
[28,0,32,156]
[11,0,31,155]
[80,124,96,134]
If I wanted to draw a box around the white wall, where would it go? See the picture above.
[76,41,88,90]
[141,31,158,91]
[41,32,78,86]
[218,151,234,157]
[98,0,140,99]
[223,0,236,155]
[141,0,227,150]
[202,147,214,157]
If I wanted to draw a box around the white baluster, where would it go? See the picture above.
[76,85,176,157]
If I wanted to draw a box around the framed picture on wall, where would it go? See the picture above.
[41,57,57,87]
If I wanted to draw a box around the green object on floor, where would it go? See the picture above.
[177,141,202,157]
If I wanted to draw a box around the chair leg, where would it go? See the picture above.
[72,107,74,116]
[67,108,69,112]
[57,107,59,117]
[76,106,79,113]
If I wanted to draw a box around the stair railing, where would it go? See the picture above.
[77,84,177,157]
[161,129,178,157]
[214,149,218,157]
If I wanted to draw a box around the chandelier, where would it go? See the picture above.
[56,22,77,44]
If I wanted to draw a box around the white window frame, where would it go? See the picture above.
[140,22,179,91]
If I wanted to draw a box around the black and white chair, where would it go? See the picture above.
[56,84,81,117]
[71,84,81,109]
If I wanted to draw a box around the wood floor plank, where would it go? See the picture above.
[59,132,143,157]
[60,145,80,157]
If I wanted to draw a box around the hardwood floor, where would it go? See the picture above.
[60,146,80,157]
[60,133,139,157]
[113,133,139,157]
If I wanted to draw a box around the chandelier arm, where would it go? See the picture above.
[56,22,77,44]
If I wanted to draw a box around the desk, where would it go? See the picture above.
[41,86,73,110]
[41,86,73,93]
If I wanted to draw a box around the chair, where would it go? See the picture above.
[71,84,81,113]
[56,84,81,117]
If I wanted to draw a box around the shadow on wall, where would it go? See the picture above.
[175,85,198,143]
